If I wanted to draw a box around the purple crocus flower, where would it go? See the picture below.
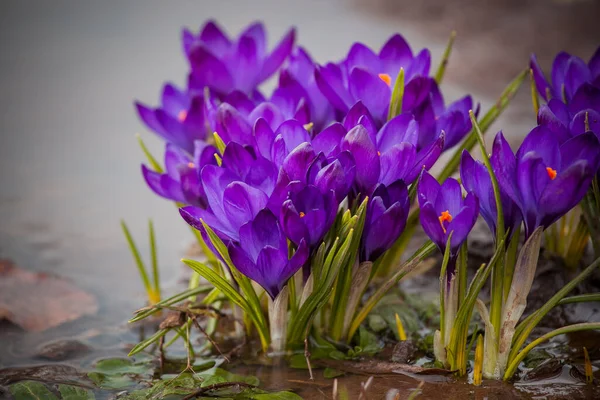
[315,35,431,124]
[414,83,476,150]
[135,84,211,154]
[336,105,443,195]
[228,209,309,299]
[537,97,600,143]
[280,185,338,248]
[460,150,522,238]
[361,179,410,262]
[185,21,296,97]
[267,142,355,218]
[530,48,600,103]
[492,128,600,238]
[179,166,269,242]
[271,47,335,131]
[142,142,217,208]
[418,172,479,263]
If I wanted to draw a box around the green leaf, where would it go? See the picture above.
[58,385,95,400]
[127,327,169,356]
[388,67,405,120]
[504,322,600,380]
[323,367,345,379]
[88,358,153,390]
[129,284,213,323]
[183,258,253,316]
[121,220,152,296]
[197,367,260,387]
[93,358,150,374]
[347,241,436,340]
[436,68,528,184]
[509,255,600,366]
[434,31,457,84]
[9,381,58,400]
[136,134,163,173]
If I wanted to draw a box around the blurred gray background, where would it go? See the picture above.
[0,0,598,362]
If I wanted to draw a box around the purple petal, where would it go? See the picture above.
[447,193,479,250]
[135,102,165,136]
[345,43,381,72]
[379,34,413,77]
[377,113,419,152]
[198,20,231,57]
[312,122,346,157]
[406,48,431,79]
[569,109,600,138]
[516,126,560,171]
[315,63,353,112]
[379,143,416,185]
[223,182,269,233]
[348,68,391,124]
[491,132,520,207]
[564,56,592,102]
[254,118,276,159]
[341,125,380,193]
[216,103,253,144]
[530,54,551,101]
[161,83,189,115]
[538,160,595,228]
[435,177,463,217]
[560,132,600,172]
[419,202,446,250]
[417,171,441,208]
[188,45,234,95]
[282,142,316,182]
[551,52,571,99]
[259,28,297,83]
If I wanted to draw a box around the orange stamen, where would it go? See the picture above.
[187,162,195,168]
[378,73,392,87]
[438,210,453,234]
[377,151,381,156]
[177,109,188,122]
[299,212,306,218]
[546,167,557,180]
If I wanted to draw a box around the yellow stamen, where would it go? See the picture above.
[187,162,195,168]
[438,210,453,233]
[473,333,483,386]
[299,212,306,218]
[378,73,392,87]
[395,313,407,341]
[546,167,557,180]
[177,109,188,122]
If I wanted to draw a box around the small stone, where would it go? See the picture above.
[390,340,417,364]
[36,339,90,361]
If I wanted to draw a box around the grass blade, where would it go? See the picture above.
[503,323,600,380]
[149,219,160,303]
[435,31,457,84]
[437,69,528,183]
[121,220,152,298]
[136,134,163,173]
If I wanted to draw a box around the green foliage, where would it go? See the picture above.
[118,368,300,400]
[9,381,59,400]
[88,358,153,390]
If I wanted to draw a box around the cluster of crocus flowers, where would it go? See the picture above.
[135,20,474,302]
[133,19,600,372]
